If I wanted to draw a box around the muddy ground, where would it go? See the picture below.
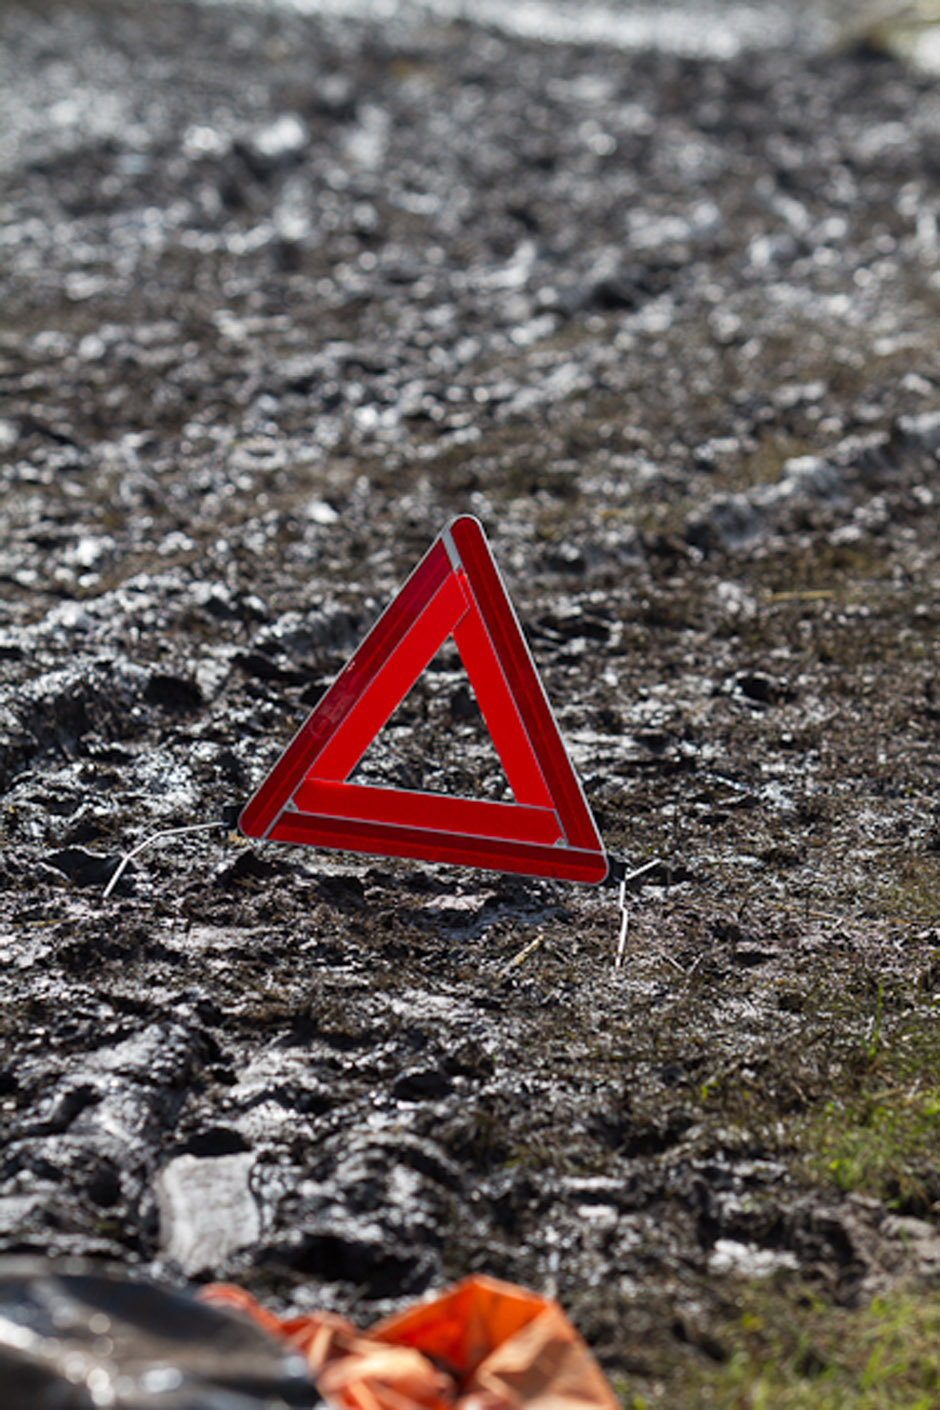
[1,0,940,1403]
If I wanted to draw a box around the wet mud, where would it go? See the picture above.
[1,0,939,1400]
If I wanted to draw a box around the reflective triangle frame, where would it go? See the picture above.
[239,515,609,883]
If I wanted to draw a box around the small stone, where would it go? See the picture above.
[237,114,308,175]
[449,684,480,722]
[898,409,940,456]
[686,494,766,553]
[768,454,845,505]
[723,670,794,706]
[144,672,204,711]
[42,847,123,888]
[392,1067,454,1101]
[156,1152,259,1276]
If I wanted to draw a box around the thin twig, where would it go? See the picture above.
[614,880,629,970]
[613,859,664,971]
[102,821,227,899]
[497,932,545,979]
[620,858,666,889]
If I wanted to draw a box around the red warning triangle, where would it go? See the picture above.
[239,515,609,883]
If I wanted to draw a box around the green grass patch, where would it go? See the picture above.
[794,994,940,1214]
[624,1284,940,1409]
[672,960,940,1216]
[810,1086,940,1214]
[879,857,940,927]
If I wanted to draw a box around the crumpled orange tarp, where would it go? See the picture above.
[200,1273,619,1410]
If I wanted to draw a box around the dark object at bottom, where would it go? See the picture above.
[0,1256,319,1410]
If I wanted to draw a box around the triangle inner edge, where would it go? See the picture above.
[346,631,520,805]
[292,563,557,817]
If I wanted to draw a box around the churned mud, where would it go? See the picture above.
[1,0,939,1402]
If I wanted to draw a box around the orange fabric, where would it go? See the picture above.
[200,1274,618,1410]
